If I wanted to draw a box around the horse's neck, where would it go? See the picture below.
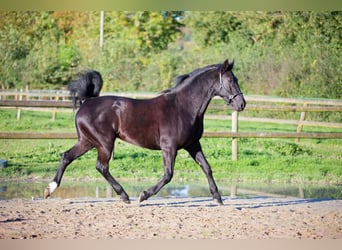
[176,78,216,118]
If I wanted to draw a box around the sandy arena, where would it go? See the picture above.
[0,196,341,239]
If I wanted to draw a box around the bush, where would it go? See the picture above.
[1,11,341,102]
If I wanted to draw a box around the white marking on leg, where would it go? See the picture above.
[48,181,58,194]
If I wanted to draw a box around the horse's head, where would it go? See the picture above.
[216,59,246,111]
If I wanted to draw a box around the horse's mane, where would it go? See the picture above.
[162,64,221,94]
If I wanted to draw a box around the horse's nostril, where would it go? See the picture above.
[236,101,246,111]
[241,102,246,110]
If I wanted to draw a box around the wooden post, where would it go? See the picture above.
[106,186,113,198]
[298,186,304,198]
[17,90,23,120]
[95,186,100,198]
[232,111,238,161]
[52,108,57,121]
[25,85,29,100]
[100,11,104,48]
[230,185,237,198]
[17,108,21,120]
[296,103,307,142]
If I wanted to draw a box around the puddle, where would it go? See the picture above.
[0,180,341,200]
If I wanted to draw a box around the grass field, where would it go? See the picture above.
[0,109,341,185]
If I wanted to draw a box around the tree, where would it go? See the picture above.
[0,10,340,101]
[0,11,61,88]
[130,11,184,53]
[101,11,183,53]
[185,11,244,47]
[0,11,84,89]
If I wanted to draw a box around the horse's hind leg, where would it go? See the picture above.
[44,141,93,198]
[95,144,130,203]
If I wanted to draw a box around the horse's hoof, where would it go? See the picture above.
[215,198,224,205]
[122,198,131,204]
[44,188,50,199]
[44,182,57,199]
[139,191,148,203]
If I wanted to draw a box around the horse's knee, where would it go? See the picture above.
[61,152,72,165]
[96,161,104,172]
[163,172,173,184]
[96,161,108,175]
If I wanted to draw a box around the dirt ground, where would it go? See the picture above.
[0,196,341,239]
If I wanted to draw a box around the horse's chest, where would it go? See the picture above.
[174,116,204,145]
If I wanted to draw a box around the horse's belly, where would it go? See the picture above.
[118,135,161,150]
[117,124,161,150]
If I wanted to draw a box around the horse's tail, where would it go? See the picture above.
[68,70,103,110]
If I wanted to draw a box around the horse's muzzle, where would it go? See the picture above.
[227,93,246,111]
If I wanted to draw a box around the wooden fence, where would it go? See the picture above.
[1,90,342,160]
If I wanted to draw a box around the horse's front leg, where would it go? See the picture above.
[139,146,177,203]
[185,142,223,205]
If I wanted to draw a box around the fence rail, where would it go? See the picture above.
[1,131,341,140]
[1,91,341,160]
[1,90,342,105]
[2,99,342,112]
[1,99,342,129]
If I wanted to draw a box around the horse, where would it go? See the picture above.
[68,70,103,110]
[44,59,246,205]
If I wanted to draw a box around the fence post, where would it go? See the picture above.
[230,185,237,198]
[17,90,23,120]
[296,103,307,142]
[25,85,29,100]
[52,108,57,121]
[232,111,238,161]
[106,186,113,198]
[16,108,21,120]
[95,186,100,198]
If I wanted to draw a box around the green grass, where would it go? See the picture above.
[0,109,341,185]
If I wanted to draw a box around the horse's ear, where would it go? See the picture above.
[221,59,229,74]
[228,60,234,71]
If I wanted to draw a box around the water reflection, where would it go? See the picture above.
[0,181,341,200]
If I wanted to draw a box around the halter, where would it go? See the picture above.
[219,73,243,104]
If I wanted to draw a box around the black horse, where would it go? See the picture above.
[45,59,246,204]
[68,70,103,110]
